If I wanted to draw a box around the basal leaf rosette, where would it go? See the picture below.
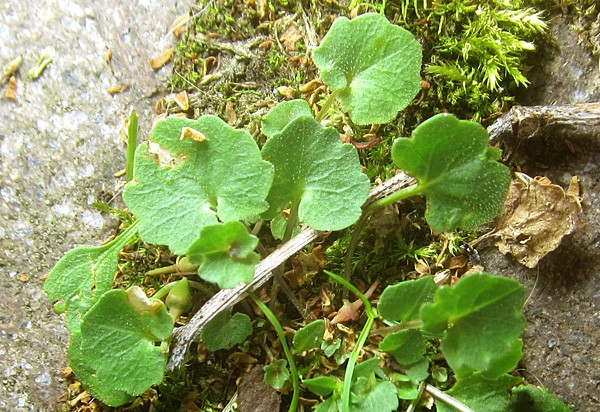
[261,116,370,231]
[123,115,274,254]
[313,13,422,125]
[79,287,174,404]
[420,273,525,379]
[187,221,260,289]
[392,113,511,232]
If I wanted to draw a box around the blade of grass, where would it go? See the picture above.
[126,108,138,182]
[248,290,299,412]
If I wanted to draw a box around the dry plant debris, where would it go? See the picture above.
[493,172,583,268]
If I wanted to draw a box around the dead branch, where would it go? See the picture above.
[167,171,413,370]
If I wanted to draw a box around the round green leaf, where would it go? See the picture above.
[392,113,511,232]
[261,116,370,231]
[420,273,525,379]
[436,373,522,412]
[313,13,422,125]
[80,287,174,397]
[378,276,436,323]
[351,376,399,412]
[123,115,274,254]
[187,221,260,289]
[68,332,135,407]
[262,99,313,137]
[303,376,341,397]
[200,310,253,351]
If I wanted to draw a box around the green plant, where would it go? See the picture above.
[44,12,569,411]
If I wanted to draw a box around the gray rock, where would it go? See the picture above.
[0,1,187,410]
[483,14,600,411]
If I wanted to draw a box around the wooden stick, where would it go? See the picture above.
[167,171,414,370]
[488,102,600,146]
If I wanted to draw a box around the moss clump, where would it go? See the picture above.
[380,0,549,121]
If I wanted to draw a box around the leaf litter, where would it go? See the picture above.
[492,172,583,268]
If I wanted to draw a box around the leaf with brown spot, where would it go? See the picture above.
[493,172,583,268]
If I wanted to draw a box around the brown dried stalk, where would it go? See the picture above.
[167,171,414,370]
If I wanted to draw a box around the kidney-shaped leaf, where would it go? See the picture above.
[43,222,138,333]
[392,113,511,232]
[261,116,370,231]
[420,273,525,379]
[379,329,426,366]
[80,287,174,398]
[436,373,522,412]
[313,13,422,125]
[187,221,260,289]
[262,99,313,138]
[123,115,274,254]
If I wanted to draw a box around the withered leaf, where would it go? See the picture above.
[493,172,583,268]
[149,48,174,70]
[280,23,302,51]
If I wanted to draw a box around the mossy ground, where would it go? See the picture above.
[60,0,595,410]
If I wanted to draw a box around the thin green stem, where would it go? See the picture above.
[126,108,138,182]
[323,271,376,412]
[315,90,341,122]
[343,212,371,288]
[366,183,422,212]
[248,291,300,412]
[282,199,300,244]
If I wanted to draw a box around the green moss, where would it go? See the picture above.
[350,0,549,121]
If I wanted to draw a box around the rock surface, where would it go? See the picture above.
[0,1,187,410]
[482,13,600,411]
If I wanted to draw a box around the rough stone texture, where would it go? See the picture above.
[0,1,187,410]
[482,14,600,411]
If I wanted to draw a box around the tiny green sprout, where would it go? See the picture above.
[28,46,55,79]
[187,221,260,289]
[165,277,192,321]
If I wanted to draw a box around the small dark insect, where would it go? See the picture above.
[460,243,481,264]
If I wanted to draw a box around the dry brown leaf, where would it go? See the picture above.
[5,76,17,100]
[493,172,583,268]
[170,13,189,37]
[173,90,189,111]
[280,23,302,51]
[107,85,123,95]
[225,101,237,125]
[1,55,22,85]
[277,85,296,99]
[149,48,174,70]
